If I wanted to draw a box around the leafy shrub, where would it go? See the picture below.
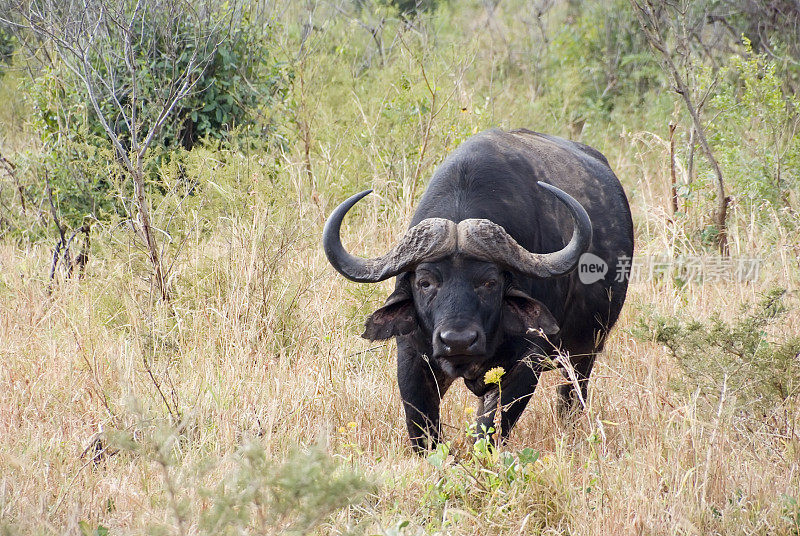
[24,68,123,229]
[161,13,291,150]
[14,3,292,237]
[420,436,570,532]
[382,0,441,18]
[0,24,14,75]
[705,0,800,91]
[107,421,373,536]
[32,5,289,153]
[201,443,373,535]
[636,288,800,414]
[546,0,664,121]
[707,39,800,209]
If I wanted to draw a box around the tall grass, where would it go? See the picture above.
[2,146,798,533]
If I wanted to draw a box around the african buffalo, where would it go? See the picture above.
[323,128,634,451]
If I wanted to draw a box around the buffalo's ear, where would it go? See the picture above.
[362,286,418,341]
[502,288,559,336]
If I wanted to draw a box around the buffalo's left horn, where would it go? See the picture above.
[457,182,592,278]
[323,190,458,282]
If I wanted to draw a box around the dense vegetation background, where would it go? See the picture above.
[0,0,799,534]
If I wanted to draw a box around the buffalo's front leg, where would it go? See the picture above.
[397,340,453,452]
[476,361,540,443]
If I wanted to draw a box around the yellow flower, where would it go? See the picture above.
[338,427,346,434]
[484,367,505,385]
[465,406,475,416]
[347,421,357,429]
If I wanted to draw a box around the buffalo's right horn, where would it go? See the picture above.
[457,182,592,278]
[322,190,457,283]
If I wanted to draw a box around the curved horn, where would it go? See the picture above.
[457,182,592,278]
[323,190,458,283]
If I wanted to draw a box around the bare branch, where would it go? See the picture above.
[8,0,237,301]
[631,0,730,254]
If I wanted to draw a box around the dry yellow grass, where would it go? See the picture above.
[1,177,798,534]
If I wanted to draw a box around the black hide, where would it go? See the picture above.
[342,129,634,451]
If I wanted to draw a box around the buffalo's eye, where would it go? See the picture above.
[418,278,432,290]
[482,279,498,290]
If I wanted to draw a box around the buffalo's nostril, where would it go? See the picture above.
[439,329,479,353]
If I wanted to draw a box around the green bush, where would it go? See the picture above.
[707,39,800,209]
[381,0,441,18]
[33,6,289,152]
[201,443,373,535]
[107,420,373,536]
[15,3,293,235]
[636,289,800,415]
[545,0,664,122]
[421,440,569,533]
[0,24,14,76]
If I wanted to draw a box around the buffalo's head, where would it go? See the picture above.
[322,183,592,380]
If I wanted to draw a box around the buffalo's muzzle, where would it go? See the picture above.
[434,326,485,357]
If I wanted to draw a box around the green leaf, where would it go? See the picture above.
[518,447,540,466]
